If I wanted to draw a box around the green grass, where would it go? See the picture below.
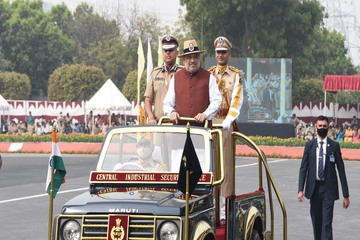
[1,134,359,149]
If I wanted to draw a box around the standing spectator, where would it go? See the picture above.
[64,114,73,134]
[291,113,300,136]
[119,116,125,126]
[350,115,359,128]
[95,114,103,126]
[115,113,121,126]
[208,36,243,223]
[56,119,64,133]
[298,115,349,240]
[88,110,94,133]
[163,39,221,126]
[57,112,64,126]
[65,113,72,125]
[27,111,35,125]
[111,113,116,126]
[0,154,3,170]
[144,34,183,125]
[1,118,8,134]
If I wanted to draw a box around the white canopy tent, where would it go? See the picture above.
[0,94,10,127]
[85,79,132,127]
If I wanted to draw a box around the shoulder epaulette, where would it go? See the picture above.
[151,66,163,73]
[153,66,162,71]
[228,65,241,74]
[208,65,217,72]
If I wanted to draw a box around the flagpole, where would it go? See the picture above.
[48,128,56,240]
[137,37,145,124]
[185,169,190,239]
[157,36,162,67]
[184,123,190,240]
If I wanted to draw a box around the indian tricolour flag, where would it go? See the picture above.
[45,130,66,198]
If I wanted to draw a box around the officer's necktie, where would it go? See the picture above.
[318,141,324,180]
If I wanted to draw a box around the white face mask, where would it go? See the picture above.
[137,146,153,160]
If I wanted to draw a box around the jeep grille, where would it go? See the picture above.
[58,215,181,240]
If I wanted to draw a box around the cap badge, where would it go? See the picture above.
[189,43,194,51]
[165,35,171,42]
[218,37,224,46]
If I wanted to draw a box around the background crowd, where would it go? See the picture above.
[2,110,359,143]
[0,111,131,136]
[292,114,360,143]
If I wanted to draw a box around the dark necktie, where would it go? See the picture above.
[318,141,324,180]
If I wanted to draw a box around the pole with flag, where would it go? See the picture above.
[137,37,145,124]
[147,38,153,84]
[157,36,162,67]
[177,123,203,239]
[47,128,66,240]
[138,104,147,125]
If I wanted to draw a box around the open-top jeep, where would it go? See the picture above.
[53,121,287,240]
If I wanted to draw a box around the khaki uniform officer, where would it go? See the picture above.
[144,34,183,124]
[209,36,243,200]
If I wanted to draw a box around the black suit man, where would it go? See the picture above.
[298,115,350,240]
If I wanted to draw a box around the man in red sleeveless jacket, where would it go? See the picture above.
[163,39,221,127]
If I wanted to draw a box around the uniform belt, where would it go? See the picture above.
[215,114,226,119]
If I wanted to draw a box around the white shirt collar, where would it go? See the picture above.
[317,137,327,146]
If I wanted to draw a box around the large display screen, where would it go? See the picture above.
[205,57,292,123]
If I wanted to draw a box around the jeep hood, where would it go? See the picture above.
[61,188,208,216]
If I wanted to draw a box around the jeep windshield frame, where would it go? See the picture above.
[90,125,216,189]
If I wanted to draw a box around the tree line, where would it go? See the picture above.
[0,0,359,103]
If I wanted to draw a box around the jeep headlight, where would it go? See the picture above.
[159,221,179,240]
[62,220,81,240]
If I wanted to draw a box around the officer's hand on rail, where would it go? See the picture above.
[194,113,207,123]
[222,116,232,130]
[170,111,180,124]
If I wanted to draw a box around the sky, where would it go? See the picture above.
[320,0,360,66]
[44,0,183,26]
[45,0,360,67]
